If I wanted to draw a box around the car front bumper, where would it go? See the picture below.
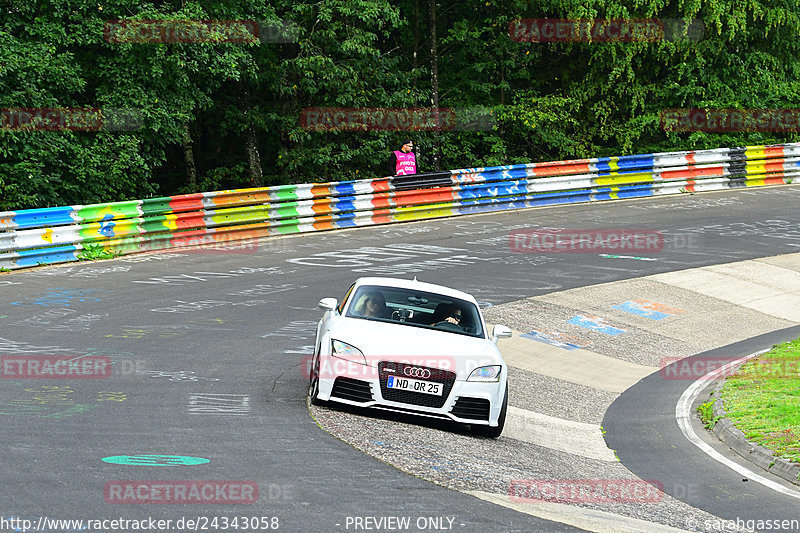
[317,373,507,427]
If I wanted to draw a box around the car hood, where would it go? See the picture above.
[328,317,504,378]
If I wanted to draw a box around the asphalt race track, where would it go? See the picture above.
[604,326,800,527]
[2,185,800,532]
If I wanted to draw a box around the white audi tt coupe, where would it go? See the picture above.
[308,277,512,437]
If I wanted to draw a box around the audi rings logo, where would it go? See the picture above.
[403,366,431,379]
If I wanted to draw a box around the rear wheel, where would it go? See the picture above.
[471,383,507,438]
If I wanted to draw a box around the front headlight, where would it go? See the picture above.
[467,365,502,382]
[331,339,367,365]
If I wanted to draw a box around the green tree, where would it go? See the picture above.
[3,0,800,211]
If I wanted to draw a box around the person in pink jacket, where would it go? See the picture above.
[387,139,419,176]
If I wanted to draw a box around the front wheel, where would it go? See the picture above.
[308,354,323,406]
[471,383,507,438]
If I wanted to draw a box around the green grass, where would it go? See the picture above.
[77,243,121,261]
[721,338,800,463]
[697,398,720,429]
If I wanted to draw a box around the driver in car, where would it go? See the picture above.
[430,304,463,327]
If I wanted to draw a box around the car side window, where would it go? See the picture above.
[338,283,355,314]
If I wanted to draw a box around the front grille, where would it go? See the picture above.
[378,361,456,409]
[331,377,374,403]
[450,397,490,421]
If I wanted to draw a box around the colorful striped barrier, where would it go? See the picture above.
[1,143,798,270]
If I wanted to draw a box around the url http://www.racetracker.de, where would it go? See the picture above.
[0,515,281,531]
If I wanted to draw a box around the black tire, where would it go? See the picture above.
[472,383,507,438]
[308,354,323,406]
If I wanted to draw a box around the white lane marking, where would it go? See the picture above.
[504,406,617,462]
[676,350,800,499]
[467,490,689,533]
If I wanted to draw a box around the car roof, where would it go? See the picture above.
[352,277,478,304]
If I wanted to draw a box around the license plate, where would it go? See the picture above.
[387,375,442,396]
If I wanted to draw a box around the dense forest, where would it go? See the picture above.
[2,0,800,210]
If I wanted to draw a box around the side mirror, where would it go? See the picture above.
[318,298,338,312]
[491,324,512,343]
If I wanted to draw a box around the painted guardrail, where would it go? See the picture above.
[1,142,798,270]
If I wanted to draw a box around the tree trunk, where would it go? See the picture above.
[182,122,197,191]
[413,0,419,88]
[238,81,263,187]
[500,62,505,106]
[429,0,441,171]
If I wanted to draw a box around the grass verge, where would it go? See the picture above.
[720,338,800,463]
[77,243,121,261]
[697,398,719,429]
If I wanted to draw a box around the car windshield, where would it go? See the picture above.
[344,285,484,338]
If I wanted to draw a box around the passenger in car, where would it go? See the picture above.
[356,292,390,319]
